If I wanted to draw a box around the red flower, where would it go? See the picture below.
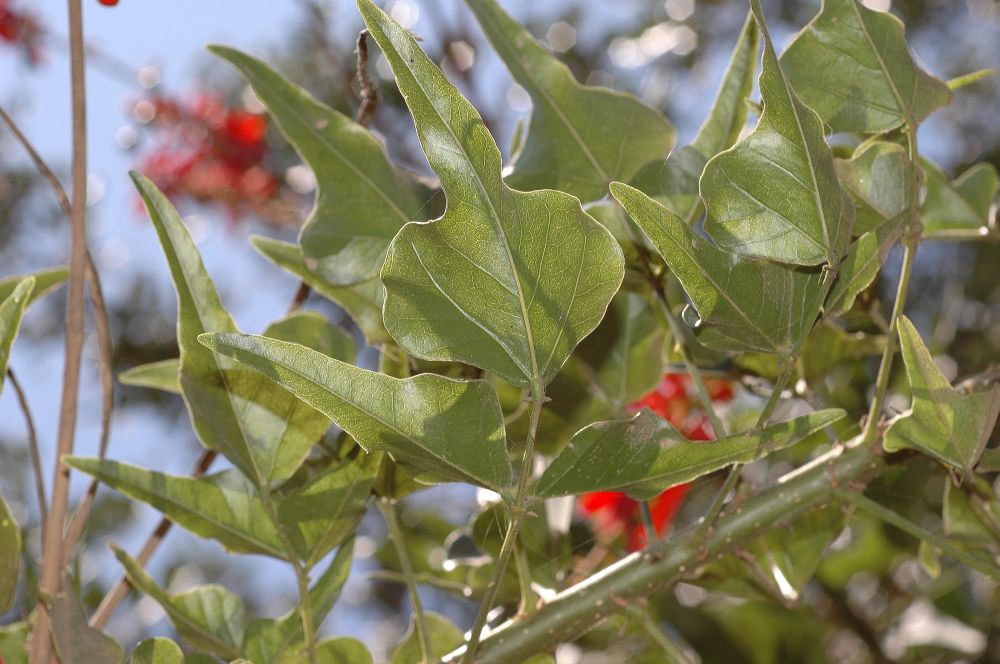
[0,0,43,64]
[578,372,734,551]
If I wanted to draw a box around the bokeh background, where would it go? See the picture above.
[1,0,999,661]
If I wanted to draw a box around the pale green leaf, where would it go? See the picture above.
[360,0,624,389]
[536,408,845,499]
[243,542,355,664]
[49,592,124,664]
[279,458,374,565]
[134,174,329,486]
[0,489,20,613]
[884,317,1000,474]
[211,46,432,285]
[0,623,28,664]
[632,12,759,222]
[0,267,66,308]
[464,0,675,202]
[781,0,951,133]
[65,459,286,558]
[826,214,904,315]
[978,448,1000,472]
[391,612,462,664]
[943,480,1000,545]
[314,638,373,664]
[0,277,34,396]
[251,235,389,345]
[921,159,999,238]
[700,0,851,266]
[119,359,181,394]
[114,546,246,659]
[835,141,913,234]
[130,638,184,664]
[200,332,512,492]
[263,310,356,363]
[612,182,825,355]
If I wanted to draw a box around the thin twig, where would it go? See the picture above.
[286,281,311,314]
[354,30,379,129]
[7,368,47,529]
[32,0,89,656]
[89,449,217,629]
[379,498,432,664]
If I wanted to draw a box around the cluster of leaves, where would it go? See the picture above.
[2,0,1000,662]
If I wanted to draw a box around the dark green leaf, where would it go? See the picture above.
[0,489,20,613]
[391,612,462,664]
[251,236,389,346]
[134,174,329,486]
[211,46,432,285]
[536,408,845,499]
[921,159,999,238]
[0,267,66,308]
[884,317,1000,475]
[781,0,951,133]
[360,0,624,389]
[130,638,184,664]
[200,332,512,492]
[49,592,124,664]
[114,546,246,659]
[464,0,675,202]
[700,0,851,266]
[943,481,1000,545]
[66,459,285,558]
[612,182,825,355]
[632,12,759,222]
[826,214,904,315]
[263,310,356,362]
[0,277,34,396]
[835,141,913,234]
[119,359,181,394]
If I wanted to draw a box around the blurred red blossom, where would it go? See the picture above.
[578,373,734,551]
[134,93,292,224]
[0,0,43,64]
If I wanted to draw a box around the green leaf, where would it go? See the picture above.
[978,448,1000,472]
[251,236,389,346]
[312,638,373,664]
[200,332,512,492]
[278,458,374,565]
[211,46,432,286]
[536,408,845,499]
[359,0,624,390]
[243,542,355,664]
[0,266,66,307]
[921,159,999,238]
[119,359,181,394]
[884,317,1000,475]
[391,612,462,664]
[134,174,329,487]
[835,141,913,235]
[826,214,904,315]
[632,12,759,222]
[947,68,996,90]
[0,489,21,613]
[263,311,356,363]
[0,277,34,396]
[130,638,184,664]
[65,459,285,558]
[700,0,851,267]
[611,182,825,355]
[781,0,951,133]
[943,480,1000,546]
[114,546,246,659]
[464,0,674,202]
[0,622,28,664]
[49,592,125,664]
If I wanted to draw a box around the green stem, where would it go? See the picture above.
[379,498,432,664]
[443,443,887,663]
[462,387,545,663]
[294,564,318,664]
[513,536,534,612]
[640,501,659,544]
[623,605,694,664]
[836,488,1000,581]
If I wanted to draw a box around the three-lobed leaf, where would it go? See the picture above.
[632,12,759,222]
[884,317,1000,475]
[826,214,904,315]
[835,141,913,235]
[464,0,675,202]
[612,182,825,355]
[921,159,999,238]
[134,174,329,487]
[537,408,845,500]
[211,46,433,286]
[700,0,851,267]
[359,0,624,390]
[199,332,512,493]
[781,0,951,133]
